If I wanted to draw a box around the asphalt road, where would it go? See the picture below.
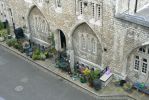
[0,45,98,100]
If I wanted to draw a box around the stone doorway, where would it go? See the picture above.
[59,30,66,50]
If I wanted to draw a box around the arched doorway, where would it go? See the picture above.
[27,5,50,46]
[127,45,149,83]
[72,23,102,67]
[55,29,67,51]
[59,30,66,50]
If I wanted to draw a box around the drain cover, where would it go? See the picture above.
[14,85,24,92]
[0,97,5,100]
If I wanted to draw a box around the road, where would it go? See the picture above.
[0,45,97,100]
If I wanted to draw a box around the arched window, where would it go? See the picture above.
[133,46,149,74]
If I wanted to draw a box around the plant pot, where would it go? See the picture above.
[80,76,87,83]
[0,37,4,42]
[93,79,102,91]
[88,81,93,87]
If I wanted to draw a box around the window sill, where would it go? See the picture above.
[89,19,101,26]
[134,69,139,72]
[141,72,147,75]
[38,3,43,7]
[95,20,101,26]
[55,7,62,13]
[77,15,84,20]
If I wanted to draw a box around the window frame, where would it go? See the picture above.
[141,58,148,74]
[134,55,140,71]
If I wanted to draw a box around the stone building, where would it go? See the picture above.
[0,0,149,84]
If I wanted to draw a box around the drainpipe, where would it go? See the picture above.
[134,0,138,13]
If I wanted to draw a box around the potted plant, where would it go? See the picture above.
[80,75,87,83]
[123,82,133,93]
[88,71,95,87]
[0,29,7,42]
[32,48,41,60]
[93,79,102,90]
[40,52,46,60]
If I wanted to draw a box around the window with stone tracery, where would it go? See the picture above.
[81,34,86,50]
[33,15,48,34]
[91,38,96,53]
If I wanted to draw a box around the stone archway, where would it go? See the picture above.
[27,5,50,46]
[127,45,149,83]
[72,23,102,67]
[55,29,67,51]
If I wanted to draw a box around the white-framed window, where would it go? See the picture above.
[139,47,146,53]
[55,0,61,8]
[81,34,86,50]
[134,56,139,70]
[142,58,148,74]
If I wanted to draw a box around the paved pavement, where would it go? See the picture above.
[0,46,98,100]
[1,43,149,100]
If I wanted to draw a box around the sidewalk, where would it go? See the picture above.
[0,42,148,100]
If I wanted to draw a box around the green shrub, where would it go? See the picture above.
[40,52,46,60]
[93,69,100,79]
[44,51,49,58]
[0,29,7,37]
[34,48,40,55]
[123,82,132,91]
[50,48,57,54]
[0,21,4,30]
[6,38,17,47]
[13,42,23,50]
[32,54,40,60]
[80,75,87,83]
